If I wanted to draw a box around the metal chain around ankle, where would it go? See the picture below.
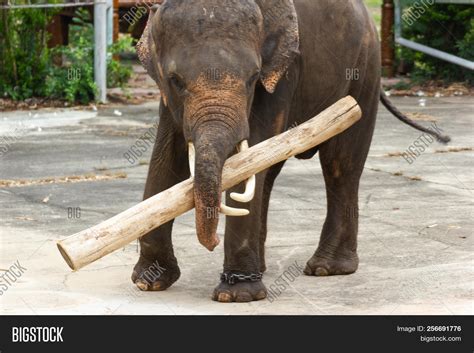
[220,272,263,285]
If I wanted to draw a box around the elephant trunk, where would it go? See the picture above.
[191,121,238,251]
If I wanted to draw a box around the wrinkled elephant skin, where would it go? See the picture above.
[132,0,381,302]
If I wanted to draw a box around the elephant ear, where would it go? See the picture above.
[137,5,168,104]
[256,0,300,94]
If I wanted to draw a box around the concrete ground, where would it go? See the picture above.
[0,96,472,315]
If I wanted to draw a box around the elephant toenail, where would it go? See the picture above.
[255,290,267,300]
[235,292,253,302]
[151,281,164,291]
[136,280,149,291]
[315,267,329,276]
[217,292,233,302]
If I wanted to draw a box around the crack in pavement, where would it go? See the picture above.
[366,167,473,192]
[0,172,127,188]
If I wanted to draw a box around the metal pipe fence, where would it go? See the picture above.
[394,0,474,71]
[0,1,97,9]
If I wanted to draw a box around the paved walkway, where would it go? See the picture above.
[0,97,472,314]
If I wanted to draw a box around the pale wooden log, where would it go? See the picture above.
[57,96,362,270]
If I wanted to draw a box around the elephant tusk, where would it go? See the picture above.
[188,142,195,177]
[188,142,249,217]
[230,140,256,203]
[229,174,255,203]
[220,199,250,217]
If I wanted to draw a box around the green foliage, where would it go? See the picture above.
[0,8,134,104]
[107,35,135,88]
[399,2,474,84]
[0,8,58,100]
[45,10,96,104]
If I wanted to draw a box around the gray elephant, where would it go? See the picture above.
[133,0,449,302]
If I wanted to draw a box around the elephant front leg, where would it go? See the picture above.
[304,133,371,276]
[212,174,268,303]
[132,107,189,291]
[304,86,377,276]
[303,177,360,276]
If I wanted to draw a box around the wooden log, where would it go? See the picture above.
[57,96,362,271]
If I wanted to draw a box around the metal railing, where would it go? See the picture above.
[0,1,95,9]
[394,0,474,71]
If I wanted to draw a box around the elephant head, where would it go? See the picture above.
[137,0,299,251]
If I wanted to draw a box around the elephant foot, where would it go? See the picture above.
[131,255,180,291]
[212,281,267,303]
[304,248,359,276]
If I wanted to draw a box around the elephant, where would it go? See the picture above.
[132,0,449,302]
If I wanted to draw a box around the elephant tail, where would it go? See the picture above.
[380,91,451,144]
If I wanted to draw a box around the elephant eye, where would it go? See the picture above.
[247,72,260,89]
[169,74,187,94]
